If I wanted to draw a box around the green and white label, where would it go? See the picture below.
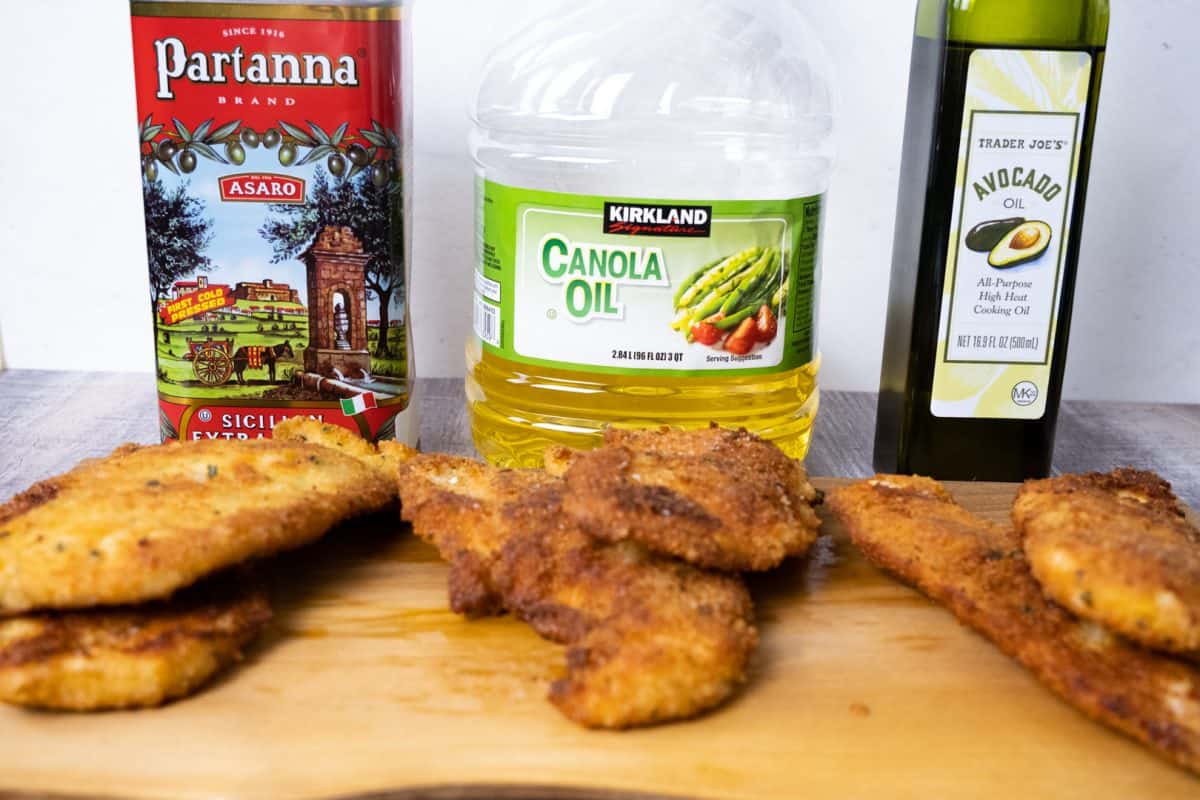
[931,49,1092,420]
[474,180,821,377]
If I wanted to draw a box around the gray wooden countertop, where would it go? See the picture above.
[1,370,1197,507]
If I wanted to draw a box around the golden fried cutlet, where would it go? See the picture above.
[0,439,395,614]
[271,417,416,481]
[548,426,821,571]
[829,476,1200,775]
[0,574,270,710]
[499,519,758,727]
[398,454,758,729]
[1014,469,1200,654]
[397,455,550,617]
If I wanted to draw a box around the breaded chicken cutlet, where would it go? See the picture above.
[829,476,1200,775]
[0,438,395,614]
[546,426,821,571]
[398,454,758,729]
[272,417,416,481]
[0,573,270,710]
[1014,469,1200,654]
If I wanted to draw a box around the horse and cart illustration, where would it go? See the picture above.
[183,337,295,386]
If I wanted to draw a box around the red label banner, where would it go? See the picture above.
[218,172,305,203]
[130,12,401,134]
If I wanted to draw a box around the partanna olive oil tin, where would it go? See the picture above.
[129,1,416,444]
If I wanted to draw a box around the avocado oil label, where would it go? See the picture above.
[475,181,821,377]
[931,50,1092,420]
[130,3,412,443]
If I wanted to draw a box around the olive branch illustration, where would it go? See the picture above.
[138,115,401,192]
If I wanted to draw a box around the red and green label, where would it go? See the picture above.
[474,180,822,377]
[130,2,411,442]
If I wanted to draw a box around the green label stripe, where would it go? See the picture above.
[788,199,822,359]
[475,179,822,378]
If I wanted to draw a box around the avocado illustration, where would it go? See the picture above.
[965,217,1025,253]
[988,221,1052,269]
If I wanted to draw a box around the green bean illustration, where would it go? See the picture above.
[719,249,779,316]
[714,280,777,330]
[669,246,793,343]
[674,247,761,310]
[687,249,778,325]
[771,279,787,311]
[672,255,725,309]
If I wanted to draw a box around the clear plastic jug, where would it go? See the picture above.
[469,0,836,466]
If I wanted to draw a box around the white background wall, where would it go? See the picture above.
[0,0,1196,402]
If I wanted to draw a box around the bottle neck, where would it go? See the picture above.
[916,0,1109,48]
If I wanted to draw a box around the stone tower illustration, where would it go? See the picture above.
[303,225,371,378]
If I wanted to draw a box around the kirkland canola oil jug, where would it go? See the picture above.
[469,0,837,467]
[129,0,416,444]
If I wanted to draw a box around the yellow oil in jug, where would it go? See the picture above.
[468,345,820,468]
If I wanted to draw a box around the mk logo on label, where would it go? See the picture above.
[603,202,712,238]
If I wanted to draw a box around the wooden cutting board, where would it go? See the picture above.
[1,479,1196,800]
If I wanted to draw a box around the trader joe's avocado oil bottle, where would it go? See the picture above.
[874,0,1109,480]
[469,0,836,466]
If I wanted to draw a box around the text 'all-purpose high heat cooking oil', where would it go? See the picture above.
[467,0,837,467]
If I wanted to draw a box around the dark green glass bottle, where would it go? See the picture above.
[874,0,1110,480]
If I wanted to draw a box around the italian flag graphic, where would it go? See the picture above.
[340,392,378,416]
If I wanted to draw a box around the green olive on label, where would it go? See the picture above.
[263,128,281,149]
[347,143,369,166]
[278,143,297,166]
[143,158,158,181]
[226,142,246,165]
[240,128,260,148]
[328,153,347,177]
[179,150,197,174]
[370,162,389,188]
[157,140,178,162]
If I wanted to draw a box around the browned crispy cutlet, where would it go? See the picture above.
[0,438,395,614]
[547,426,821,571]
[1014,469,1200,654]
[0,573,270,710]
[398,454,758,729]
[829,476,1200,775]
[272,417,416,481]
